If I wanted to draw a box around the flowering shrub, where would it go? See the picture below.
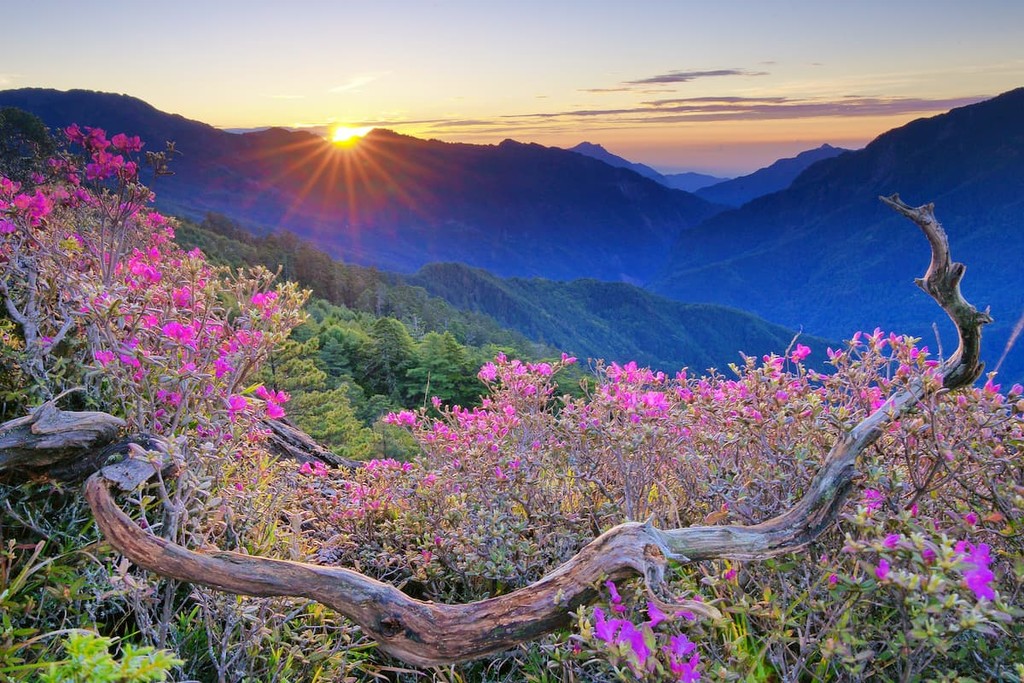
[0,125,322,681]
[305,338,1022,680]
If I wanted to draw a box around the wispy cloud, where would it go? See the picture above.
[0,73,24,86]
[504,95,988,124]
[390,93,989,143]
[329,75,379,93]
[624,68,769,85]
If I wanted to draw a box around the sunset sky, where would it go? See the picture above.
[3,0,1022,175]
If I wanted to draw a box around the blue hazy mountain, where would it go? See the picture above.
[568,141,727,191]
[694,144,849,207]
[654,89,1024,381]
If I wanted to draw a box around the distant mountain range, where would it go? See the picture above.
[2,86,1021,381]
[652,88,1024,381]
[694,144,849,207]
[0,88,722,283]
[567,142,726,192]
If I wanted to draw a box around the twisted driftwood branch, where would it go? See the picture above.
[83,195,989,666]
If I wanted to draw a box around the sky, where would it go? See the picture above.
[2,0,1023,175]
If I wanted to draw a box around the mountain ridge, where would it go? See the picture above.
[653,87,1024,381]
[694,143,849,207]
[0,87,723,283]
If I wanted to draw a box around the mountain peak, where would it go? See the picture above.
[570,141,609,154]
[695,143,849,207]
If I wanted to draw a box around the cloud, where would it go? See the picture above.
[503,95,989,124]
[0,73,23,86]
[266,94,305,100]
[329,75,378,93]
[624,68,769,85]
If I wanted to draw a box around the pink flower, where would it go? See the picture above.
[828,573,838,587]
[667,633,696,659]
[957,542,995,600]
[861,489,884,513]
[646,601,668,628]
[875,558,890,581]
[227,394,248,420]
[172,286,192,307]
[384,410,417,427]
[161,321,196,347]
[883,533,901,549]
[791,343,812,362]
[93,349,115,367]
[592,607,620,644]
[214,355,235,378]
[111,133,143,152]
[619,621,650,668]
[478,362,498,382]
[0,218,15,234]
[533,362,553,376]
[65,124,85,144]
[266,402,286,419]
[665,634,700,682]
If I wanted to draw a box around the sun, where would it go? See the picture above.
[330,125,373,146]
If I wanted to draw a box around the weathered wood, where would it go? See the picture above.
[261,417,360,469]
[0,399,124,480]
[84,196,990,666]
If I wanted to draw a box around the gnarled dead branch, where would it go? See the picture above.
[81,195,989,666]
[0,397,124,481]
[261,417,360,470]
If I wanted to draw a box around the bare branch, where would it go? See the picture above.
[1,400,124,478]
[81,196,990,665]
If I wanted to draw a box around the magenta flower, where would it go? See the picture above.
[619,621,650,668]
[667,633,696,659]
[875,558,890,581]
[646,601,667,628]
[669,652,701,682]
[592,607,619,643]
[883,533,901,549]
[478,362,498,382]
[957,542,996,600]
[861,489,884,513]
[791,343,812,362]
[161,321,196,347]
[383,410,417,427]
[93,349,115,367]
[214,355,235,378]
[111,132,143,152]
[227,394,248,421]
